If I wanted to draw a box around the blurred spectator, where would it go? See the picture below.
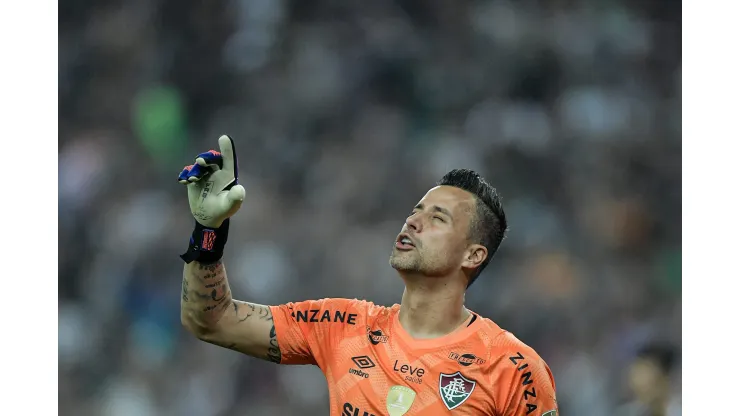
[616,344,681,416]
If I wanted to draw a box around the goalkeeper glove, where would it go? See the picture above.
[178,135,246,264]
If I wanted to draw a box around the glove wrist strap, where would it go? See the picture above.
[180,219,230,264]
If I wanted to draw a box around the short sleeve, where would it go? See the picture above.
[493,348,559,416]
[269,298,365,367]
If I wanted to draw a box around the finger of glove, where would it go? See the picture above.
[228,184,246,203]
[218,184,246,216]
[183,163,211,183]
[178,165,195,184]
[195,149,223,170]
[217,135,238,178]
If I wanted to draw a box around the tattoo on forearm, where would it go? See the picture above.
[183,262,282,363]
[182,260,231,324]
[198,262,222,279]
[204,278,225,289]
[181,278,189,302]
[211,288,226,302]
[202,294,231,312]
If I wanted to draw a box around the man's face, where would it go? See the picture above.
[389,185,477,277]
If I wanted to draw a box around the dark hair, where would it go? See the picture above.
[437,169,508,287]
[636,344,677,374]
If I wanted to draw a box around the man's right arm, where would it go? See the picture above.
[177,136,285,363]
[180,260,281,363]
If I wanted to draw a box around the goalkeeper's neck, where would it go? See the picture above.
[397,274,471,340]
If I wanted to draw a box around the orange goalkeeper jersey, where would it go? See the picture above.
[270,298,558,416]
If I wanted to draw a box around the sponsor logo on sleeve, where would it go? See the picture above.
[509,352,542,415]
[291,309,357,325]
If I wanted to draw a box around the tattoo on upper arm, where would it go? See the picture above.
[258,305,273,322]
[203,338,241,353]
[266,324,281,363]
[231,302,272,323]
[183,262,281,363]
[233,301,255,322]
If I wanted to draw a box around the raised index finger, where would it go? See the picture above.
[217,135,238,178]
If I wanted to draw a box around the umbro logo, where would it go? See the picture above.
[349,355,375,379]
[352,356,376,369]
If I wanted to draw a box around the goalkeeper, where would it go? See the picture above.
[179,135,559,416]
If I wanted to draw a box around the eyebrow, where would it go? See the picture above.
[414,203,454,220]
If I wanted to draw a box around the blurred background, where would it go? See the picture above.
[58,0,681,415]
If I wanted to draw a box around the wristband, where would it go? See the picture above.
[180,219,230,264]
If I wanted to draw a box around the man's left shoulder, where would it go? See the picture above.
[492,330,544,356]
[472,319,558,414]
[476,320,551,371]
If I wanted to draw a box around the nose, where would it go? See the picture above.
[406,212,422,233]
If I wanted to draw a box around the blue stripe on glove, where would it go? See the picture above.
[178,163,208,183]
[195,149,224,170]
[178,149,224,184]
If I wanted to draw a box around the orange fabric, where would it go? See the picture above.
[270,299,558,416]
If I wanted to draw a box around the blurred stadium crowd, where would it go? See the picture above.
[59,0,681,415]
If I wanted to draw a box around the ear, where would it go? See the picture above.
[461,244,487,270]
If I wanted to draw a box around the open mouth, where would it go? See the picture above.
[395,234,415,250]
